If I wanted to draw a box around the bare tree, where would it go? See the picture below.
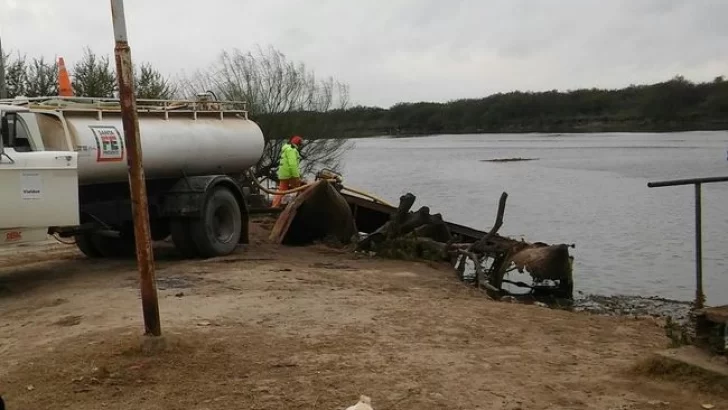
[178,45,353,179]
[72,47,117,97]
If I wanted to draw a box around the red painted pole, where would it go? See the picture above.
[110,0,161,336]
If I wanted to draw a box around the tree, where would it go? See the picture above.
[179,45,353,179]
[2,51,28,98]
[69,47,176,100]
[134,62,177,99]
[25,56,58,96]
[0,37,7,99]
[71,47,116,98]
[0,46,57,98]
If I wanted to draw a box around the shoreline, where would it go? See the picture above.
[299,128,728,141]
[572,294,694,323]
[1,219,724,408]
[0,235,699,325]
[352,125,728,138]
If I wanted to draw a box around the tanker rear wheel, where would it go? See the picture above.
[170,219,200,258]
[74,231,135,259]
[75,233,103,258]
[190,187,242,258]
[92,234,136,259]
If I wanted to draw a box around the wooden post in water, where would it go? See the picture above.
[110,0,162,338]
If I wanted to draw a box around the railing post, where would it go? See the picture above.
[694,183,704,309]
[647,175,728,310]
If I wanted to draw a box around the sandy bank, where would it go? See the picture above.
[0,218,724,409]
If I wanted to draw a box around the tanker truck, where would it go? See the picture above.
[0,94,266,259]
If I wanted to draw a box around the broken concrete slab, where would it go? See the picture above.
[653,345,728,380]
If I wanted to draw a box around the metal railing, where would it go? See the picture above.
[647,175,728,310]
[0,95,249,121]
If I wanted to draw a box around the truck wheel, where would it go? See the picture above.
[190,187,242,258]
[75,233,103,258]
[151,220,171,242]
[170,219,200,258]
[92,233,136,259]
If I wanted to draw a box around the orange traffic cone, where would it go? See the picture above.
[57,57,73,97]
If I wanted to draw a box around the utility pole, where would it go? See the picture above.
[110,0,162,338]
[0,34,7,99]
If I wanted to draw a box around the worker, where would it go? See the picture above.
[271,135,304,208]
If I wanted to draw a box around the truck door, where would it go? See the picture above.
[0,111,80,245]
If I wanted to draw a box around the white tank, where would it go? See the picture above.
[12,102,261,187]
[9,96,266,185]
[65,114,265,185]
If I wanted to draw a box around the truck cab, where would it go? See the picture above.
[0,95,264,259]
[0,101,80,246]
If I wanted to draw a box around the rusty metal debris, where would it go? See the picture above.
[271,182,575,302]
[352,191,574,301]
[269,179,357,246]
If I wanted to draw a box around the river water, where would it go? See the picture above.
[341,132,728,306]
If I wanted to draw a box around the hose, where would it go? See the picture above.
[246,170,331,195]
[339,186,394,207]
[52,233,76,245]
[246,170,394,207]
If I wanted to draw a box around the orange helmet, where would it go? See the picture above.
[290,135,303,146]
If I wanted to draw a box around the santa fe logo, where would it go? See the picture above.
[90,126,125,162]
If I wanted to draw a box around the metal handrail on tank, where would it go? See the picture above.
[0,94,249,121]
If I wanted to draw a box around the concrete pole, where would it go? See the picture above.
[0,35,7,99]
[110,0,162,337]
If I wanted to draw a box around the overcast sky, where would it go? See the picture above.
[2,0,727,107]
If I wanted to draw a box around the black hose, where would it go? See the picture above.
[204,90,219,101]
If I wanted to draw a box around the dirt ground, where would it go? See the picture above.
[0,218,726,409]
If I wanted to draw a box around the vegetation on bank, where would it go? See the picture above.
[265,74,728,137]
[2,44,728,175]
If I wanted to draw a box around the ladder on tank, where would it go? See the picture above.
[0,93,249,121]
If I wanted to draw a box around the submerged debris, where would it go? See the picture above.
[353,191,574,302]
[269,179,575,304]
[480,157,539,163]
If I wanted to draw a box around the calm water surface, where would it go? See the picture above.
[341,132,728,305]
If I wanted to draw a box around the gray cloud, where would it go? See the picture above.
[1,0,726,107]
